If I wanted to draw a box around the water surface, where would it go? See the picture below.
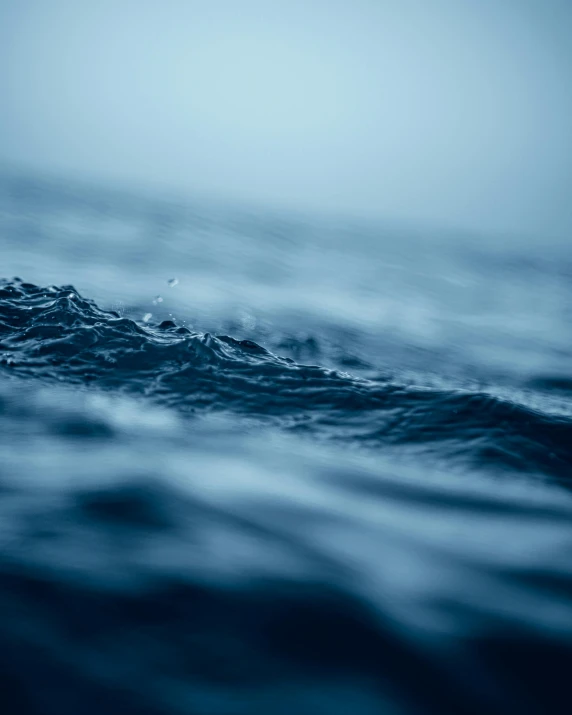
[1,172,571,714]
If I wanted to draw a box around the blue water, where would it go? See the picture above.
[1,171,572,714]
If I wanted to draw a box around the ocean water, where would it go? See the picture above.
[1,171,572,714]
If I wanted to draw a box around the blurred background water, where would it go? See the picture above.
[1,2,572,714]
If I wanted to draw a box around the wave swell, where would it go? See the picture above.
[2,278,571,483]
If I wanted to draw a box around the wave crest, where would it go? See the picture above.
[2,278,571,482]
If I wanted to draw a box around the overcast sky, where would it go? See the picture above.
[1,0,571,237]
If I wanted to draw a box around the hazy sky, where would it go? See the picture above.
[1,0,571,237]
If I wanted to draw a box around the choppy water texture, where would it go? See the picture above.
[1,172,572,714]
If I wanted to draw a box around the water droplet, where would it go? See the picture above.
[143,313,152,323]
[238,310,256,330]
[168,278,179,287]
[152,295,163,304]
